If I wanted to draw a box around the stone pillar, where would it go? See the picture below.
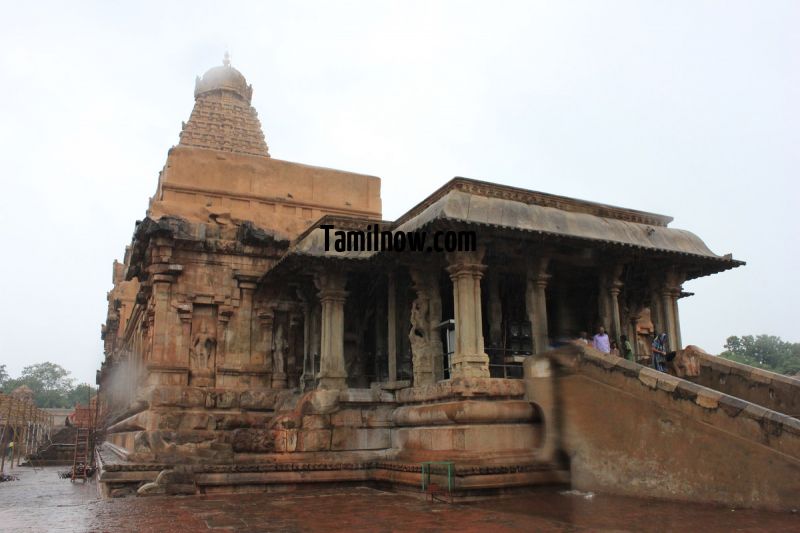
[315,270,349,390]
[629,313,640,358]
[487,273,503,349]
[300,300,312,390]
[661,287,677,352]
[387,271,397,383]
[526,256,551,354]
[649,287,664,335]
[446,249,489,378]
[663,271,686,351]
[609,280,623,343]
[672,295,683,350]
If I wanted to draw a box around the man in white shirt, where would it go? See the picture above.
[592,326,611,354]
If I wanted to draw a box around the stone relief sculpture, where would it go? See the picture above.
[409,295,430,358]
[273,323,287,375]
[190,319,216,370]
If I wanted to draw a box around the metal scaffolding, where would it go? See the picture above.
[0,393,54,474]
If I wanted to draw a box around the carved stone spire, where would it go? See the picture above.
[178,56,270,157]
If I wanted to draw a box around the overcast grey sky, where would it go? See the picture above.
[0,1,797,385]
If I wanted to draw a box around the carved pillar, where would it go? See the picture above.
[315,270,349,390]
[387,271,397,383]
[526,256,551,354]
[446,248,489,378]
[409,267,444,386]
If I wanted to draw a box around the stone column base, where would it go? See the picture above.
[271,373,288,389]
[450,353,490,378]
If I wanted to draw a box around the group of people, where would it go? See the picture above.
[576,327,671,373]
[576,327,634,361]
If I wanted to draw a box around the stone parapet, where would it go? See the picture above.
[695,352,800,418]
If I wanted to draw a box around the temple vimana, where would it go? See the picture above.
[97,57,800,509]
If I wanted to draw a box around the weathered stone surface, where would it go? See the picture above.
[395,378,525,404]
[331,428,391,451]
[330,409,364,427]
[301,414,330,430]
[296,429,332,452]
[393,400,536,427]
[149,387,206,409]
[240,389,277,411]
[362,406,394,428]
[231,429,275,453]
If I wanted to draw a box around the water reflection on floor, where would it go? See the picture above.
[0,467,797,532]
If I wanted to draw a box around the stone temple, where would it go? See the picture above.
[97,58,800,508]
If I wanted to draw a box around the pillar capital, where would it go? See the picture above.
[446,247,486,276]
[234,270,260,291]
[610,280,624,296]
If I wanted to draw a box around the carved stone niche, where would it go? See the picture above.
[190,304,217,387]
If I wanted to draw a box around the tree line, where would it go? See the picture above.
[0,362,97,408]
[719,335,800,376]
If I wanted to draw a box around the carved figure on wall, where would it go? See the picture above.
[191,320,216,369]
[409,295,430,356]
[273,323,288,375]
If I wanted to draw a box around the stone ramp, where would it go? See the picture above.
[525,344,800,511]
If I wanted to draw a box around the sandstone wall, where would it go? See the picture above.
[149,146,382,240]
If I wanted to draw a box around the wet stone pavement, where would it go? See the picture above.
[1,467,798,532]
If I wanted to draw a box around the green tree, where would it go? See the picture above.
[1,362,75,407]
[0,364,7,387]
[67,383,97,407]
[720,335,800,376]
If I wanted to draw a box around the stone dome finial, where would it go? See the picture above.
[194,55,253,103]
